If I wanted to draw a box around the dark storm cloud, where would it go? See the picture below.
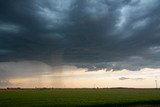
[0,0,160,71]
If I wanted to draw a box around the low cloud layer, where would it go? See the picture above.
[119,77,143,80]
[0,0,160,73]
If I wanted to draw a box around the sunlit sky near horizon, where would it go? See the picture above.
[1,65,160,88]
[0,0,160,88]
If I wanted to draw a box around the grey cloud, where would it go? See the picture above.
[119,77,129,80]
[119,77,144,80]
[132,78,144,80]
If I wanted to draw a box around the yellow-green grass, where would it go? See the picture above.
[0,88,160,107]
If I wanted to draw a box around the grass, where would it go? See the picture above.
[0,88,160,107]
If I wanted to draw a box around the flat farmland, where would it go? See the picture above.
[0,88,160,107]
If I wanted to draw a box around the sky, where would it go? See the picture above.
[0,0,160,88]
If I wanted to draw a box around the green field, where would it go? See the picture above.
[0,88,160,107]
